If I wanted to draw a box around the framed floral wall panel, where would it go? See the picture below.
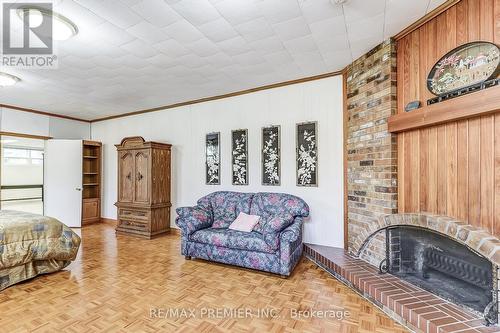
[206,132,220,185]
[296,121,318,186]
[262,125,280,186]
[232,129,248,185]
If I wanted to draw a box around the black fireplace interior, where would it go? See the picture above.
[384,226,495,320]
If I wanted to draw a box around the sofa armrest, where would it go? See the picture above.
[175,207,212,236]
[280,217,303,243]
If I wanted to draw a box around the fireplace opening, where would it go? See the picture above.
[381,226,497,323]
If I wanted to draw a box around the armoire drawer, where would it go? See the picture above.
[119,209,149,221]
[117,219,149,232]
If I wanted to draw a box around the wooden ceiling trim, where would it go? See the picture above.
[0,104,90,123]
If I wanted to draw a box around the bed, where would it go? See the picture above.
[0,210,81,291]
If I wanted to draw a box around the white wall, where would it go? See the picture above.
[49,117,91,139]
[0,107,90,139]
[91,76,344,247]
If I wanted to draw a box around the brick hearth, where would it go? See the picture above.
[304,244,500,333]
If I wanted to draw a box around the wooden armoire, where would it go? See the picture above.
[114,137,172,238]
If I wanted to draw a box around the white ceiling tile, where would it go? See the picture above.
[283,35,319,54]
[119,0,143,6]
[164,65,190,76]
[263,50,294,65]
[272,62,302,76]
[197,18,239,42]
[203,52,234,68]
[299,0,343,24]
[350,35,383,61]
[153,38,190,57]
[343,0,386,23]
[257,0,302,24]
[170,0,220,26]
[232,51,266,66]
[212,0,262,25]
[91,22,136,46]
[126,21,168,43]
[314,33,349,53]
[113,58,149,71]
[145,54,177,67]
[347,13,384,42]
[292,50,326,65]
[162,20,204,43]
[309,16,346,37]
[89,41,128,58]
[185,38,220,57]
[75,0,143,29]
[217,36,252,56]
[384,0,428,39]
[177,54,207,68]
[196,65,220,77]
[321,49,352,69]
[131,0,182,27]
[272,16,311,41]
[54,0,106,32]
[120,39,157,58]
[92,55,125,69]
[427,0,447,13]
[234,18,275,42]
[2,0,438,119]
[249,36,285,54]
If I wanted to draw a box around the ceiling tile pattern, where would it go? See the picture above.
[0,0,446,120]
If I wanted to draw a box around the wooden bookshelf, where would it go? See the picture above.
[82,140,102,225]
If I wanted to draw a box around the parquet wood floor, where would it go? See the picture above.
[0,222,408,333]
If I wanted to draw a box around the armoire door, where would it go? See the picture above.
[134,149,150,203]
[119,151,134,203]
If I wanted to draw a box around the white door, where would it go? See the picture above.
[44,140,82,227]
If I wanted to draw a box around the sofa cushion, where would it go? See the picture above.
[250,193,309,222]
[197,191,254,228]
[189,228,275,254]
[229,212,261,232]
[261,214,295,234]
[256,214,295,248]
[253,212,293,234]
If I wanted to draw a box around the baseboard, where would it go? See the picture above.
[100,218,118,225]
[99,218,181,236]
[170,228,181,236]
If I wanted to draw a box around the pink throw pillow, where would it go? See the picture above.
[228,212,261,232]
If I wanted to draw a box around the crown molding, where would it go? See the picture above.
[0,104,90,123]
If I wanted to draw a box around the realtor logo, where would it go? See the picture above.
[1,3,57,68]
[3,3,53,54]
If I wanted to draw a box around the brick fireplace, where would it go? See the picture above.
[352,213,500,325]
[337,33,500,332]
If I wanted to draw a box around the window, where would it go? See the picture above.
[2,148,43,166]
[1,136,45,215]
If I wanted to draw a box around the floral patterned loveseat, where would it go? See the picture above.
[175,191,309,276]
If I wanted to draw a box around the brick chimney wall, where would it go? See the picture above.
[345,39,398,266]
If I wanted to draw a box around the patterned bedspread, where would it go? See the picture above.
[0,210,81,291]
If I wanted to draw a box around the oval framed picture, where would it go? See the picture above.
[427,41,500,96]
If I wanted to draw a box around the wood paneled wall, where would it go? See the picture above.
[397,0,500,234]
